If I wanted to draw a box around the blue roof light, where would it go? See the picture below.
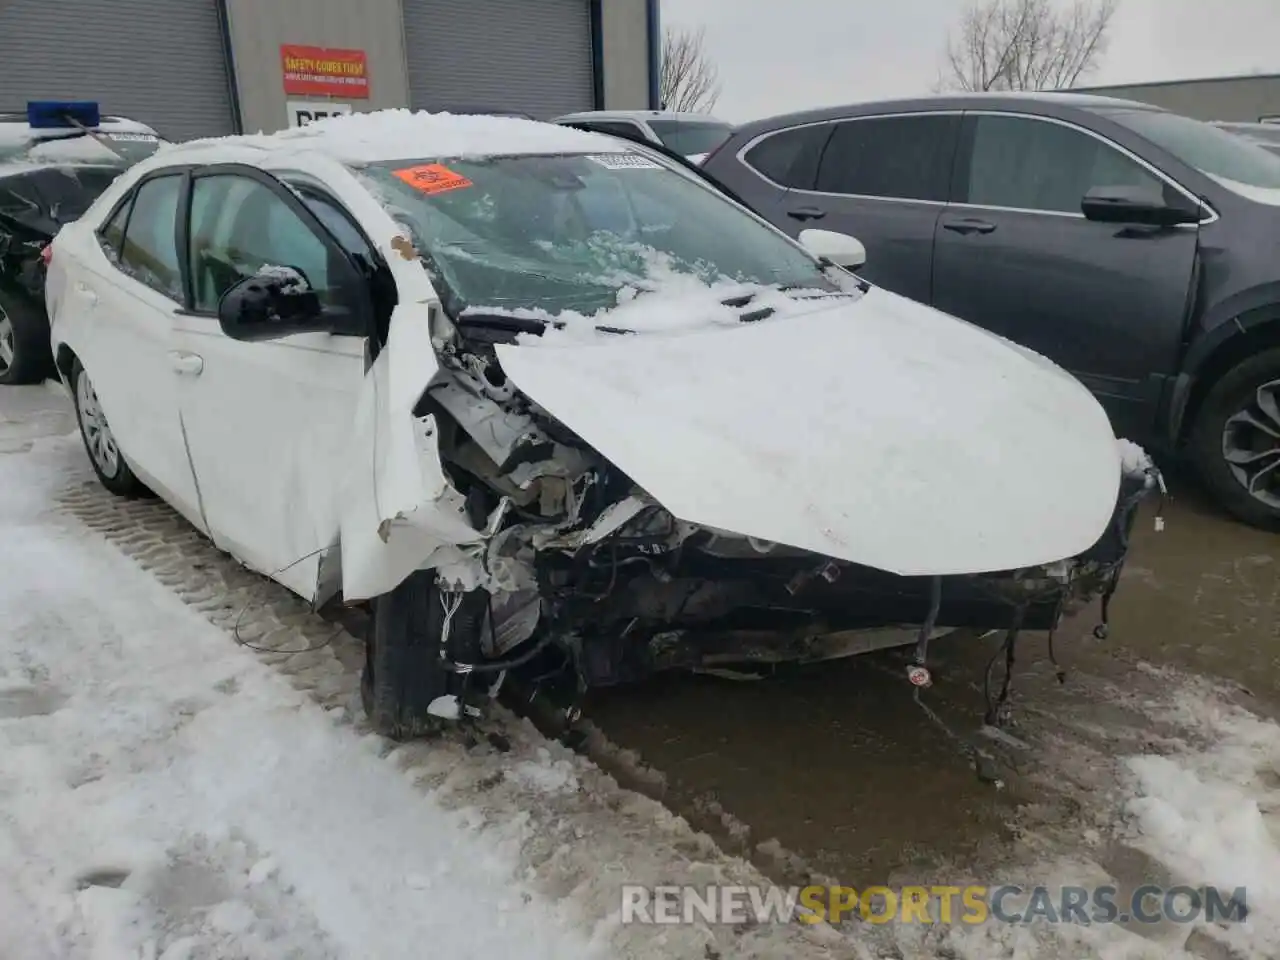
[27,101,101,129]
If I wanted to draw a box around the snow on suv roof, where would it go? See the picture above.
[173,108,629,165]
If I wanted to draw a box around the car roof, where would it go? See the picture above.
[150,108,630,169]
[730,91,1164,136]
[554,110,730,126]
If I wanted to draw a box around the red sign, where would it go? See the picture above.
[280,44,369,99]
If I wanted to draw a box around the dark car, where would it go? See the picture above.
[702,92,1280,530]
[0,102,164,384]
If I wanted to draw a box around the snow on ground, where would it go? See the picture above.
[0,430,596,959]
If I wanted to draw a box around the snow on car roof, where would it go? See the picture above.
[177,108,629,164]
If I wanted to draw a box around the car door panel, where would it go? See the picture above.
[170,320,364,598]
[932,113,1197,441]
[171,168,367,601]
[70,173,206,528]
[785,113,960,305]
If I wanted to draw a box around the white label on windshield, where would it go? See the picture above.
[106,132,158,142]
[587,153,662,170]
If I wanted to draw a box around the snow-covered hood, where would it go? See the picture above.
[494,286,1123,577]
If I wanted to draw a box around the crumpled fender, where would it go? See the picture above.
[336,307,480,602]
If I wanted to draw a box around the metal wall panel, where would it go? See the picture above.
[0,0,236,141]
[601,0,651,110]
[1074,75,1280,123]
[402,0,595,119]
[224,0,410,135]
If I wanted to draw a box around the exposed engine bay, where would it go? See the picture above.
[397,304,1165,741]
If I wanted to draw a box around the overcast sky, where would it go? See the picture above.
[661,0,1280,122]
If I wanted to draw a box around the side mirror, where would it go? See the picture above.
[217,266,364,342]
[798,228,866,271]
[1081,185,1202,227]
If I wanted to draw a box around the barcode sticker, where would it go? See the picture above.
[587,153,662,170]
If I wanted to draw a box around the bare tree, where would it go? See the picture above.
[939,0,1120,93]
[660,25,722,113]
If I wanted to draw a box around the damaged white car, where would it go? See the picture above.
[45,110,1161,739]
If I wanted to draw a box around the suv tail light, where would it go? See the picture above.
[40,243,52,267]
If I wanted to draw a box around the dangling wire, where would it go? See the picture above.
[984,604,1026,727]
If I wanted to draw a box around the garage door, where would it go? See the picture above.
[0,0,237,142]
[403,0,594,120]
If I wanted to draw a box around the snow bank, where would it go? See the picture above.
[1121,681,1280,958]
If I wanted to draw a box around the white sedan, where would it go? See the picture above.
[46,109,1157,737]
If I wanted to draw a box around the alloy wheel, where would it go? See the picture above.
[0,307,13,374]
[76,370,121,478]
[1222,378,1280,509]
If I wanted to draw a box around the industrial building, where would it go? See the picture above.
[1073,72,1280,123]
[0,0,659,140]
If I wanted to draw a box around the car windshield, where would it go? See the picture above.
[647,119,732,157]
[355,151,837,322]
[1102,108,1280,192]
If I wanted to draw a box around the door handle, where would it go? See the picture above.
[168,351,204,376]
[787,206,827,222]
[75,282,98,306]
[942,218,997,235]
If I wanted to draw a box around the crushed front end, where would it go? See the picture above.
[396,302,1165,749]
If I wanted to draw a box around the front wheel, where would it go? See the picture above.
[361,571,490,739]
[71,358,146,498]
[1188,347,1280,530]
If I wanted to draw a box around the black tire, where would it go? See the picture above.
[70,357,147,498]
[0,288,51,385]
[1188,346,1280,531]
[361,571,490,739]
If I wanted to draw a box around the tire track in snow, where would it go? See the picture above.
[55,480,866,960]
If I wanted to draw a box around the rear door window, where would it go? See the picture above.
[741,124,829,189]
[814,114,959,202]
[114,174,184,301]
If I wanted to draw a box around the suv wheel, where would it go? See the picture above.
[71,358,146,497]
[0,290,48,385]
[1189,347,1280,530]
[361,571,490,739]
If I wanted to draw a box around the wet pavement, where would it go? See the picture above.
[585,467,1280,889]
[7,380,1278,909]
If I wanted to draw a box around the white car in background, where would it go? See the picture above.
[551,110,733,164]
[45,109,1157,739]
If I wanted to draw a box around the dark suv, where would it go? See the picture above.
[702,92,1280,530]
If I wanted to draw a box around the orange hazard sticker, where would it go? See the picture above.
[392,163,473,194]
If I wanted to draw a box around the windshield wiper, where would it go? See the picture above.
[455,310,635,344]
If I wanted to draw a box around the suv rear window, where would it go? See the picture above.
[647,119,732,157]
[742,125,828,188]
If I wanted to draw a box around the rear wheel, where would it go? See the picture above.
[1189,347,1280,530]
[71,358,146,497]
[0,289,50,385]
[361,571,490,739]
